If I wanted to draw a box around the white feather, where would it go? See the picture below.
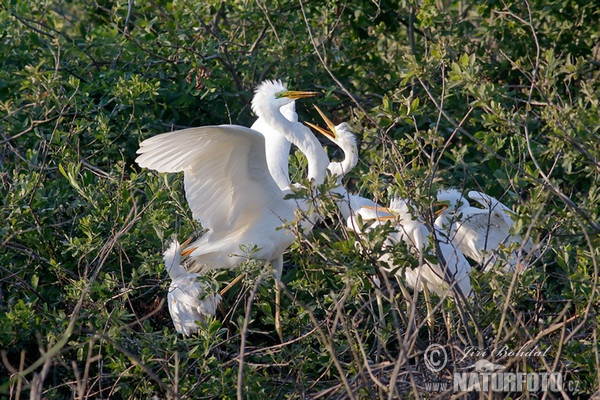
[436,188,538,272]
[164,239,222,336]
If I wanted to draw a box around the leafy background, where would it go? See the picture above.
[1,0,599,398]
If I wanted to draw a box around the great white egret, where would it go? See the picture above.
[305,106,379,219]
[136,80,328,277]
[163,239,221,336]
[435,188,538,272]
[347,197,472,298]
[136,80,330,339]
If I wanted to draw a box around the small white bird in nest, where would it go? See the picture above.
[163,239,221,336]
[347,198,472,298]
[435,188,539,272]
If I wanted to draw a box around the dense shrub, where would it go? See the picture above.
[1,0,598,398]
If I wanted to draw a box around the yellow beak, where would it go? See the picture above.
[433,202,449,216]
[357,205,396,221]
[305,105,337,140]
[181,247,197,257]
[278,90,321,100]
[180,236,197,256]
[180,236,194,248]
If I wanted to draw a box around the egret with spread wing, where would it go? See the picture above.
[136,80,330,339]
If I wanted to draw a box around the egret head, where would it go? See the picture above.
[163,239,184,279]
[436,188,469,211]
[388,197,412,217]
[434,189,471,228]
[252,80,319,117]
[305,105,357,152]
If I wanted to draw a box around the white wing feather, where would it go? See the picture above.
[136,125,287,232]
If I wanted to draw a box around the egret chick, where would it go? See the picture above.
[164,239,221,336]
[435,188,538,272]
[348,198,472,298]
[305,106,379,219]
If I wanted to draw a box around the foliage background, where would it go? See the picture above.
[1,0,599,398]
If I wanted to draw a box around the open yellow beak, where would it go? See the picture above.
[180,236,197,257]
[305,105,337,140]
[358,205,396,221]
[433,202,449,216]
[278,90,321,100]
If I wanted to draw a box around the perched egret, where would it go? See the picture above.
[435,188,538,272]
[305,106,379,219]
[347,198,472,298]
[136,80,329,278]
[163,239,221,336]
[136,80,330,340]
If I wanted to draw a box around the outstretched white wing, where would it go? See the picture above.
[136,125,287,232]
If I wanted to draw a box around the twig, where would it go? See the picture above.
[298,0,378,130]
[237,268,268,400]
[280,282,357,399]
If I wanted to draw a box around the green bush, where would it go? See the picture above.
[1,0,598,398]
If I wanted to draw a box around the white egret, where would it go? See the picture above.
[136,80,328,276]
[306,111,470,295]
[136,80,330,339]
[435,188,538,272]
[305,106,380,219]
[347,198,472,298]
[163,239,221,336]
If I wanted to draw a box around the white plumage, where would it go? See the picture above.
[164,239,221,336]
[305,106,379,219]
[435,188,538,272]
[250,101,297,190]
[136,80,329,280]
[137,124,295,275]
[347,198,472,298]
[307,111,471,296]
